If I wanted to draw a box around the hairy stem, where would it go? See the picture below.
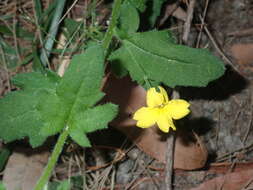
[34,126,70,190]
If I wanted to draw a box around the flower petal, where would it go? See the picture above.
[146,86,169,107]
[159,86,169,103]
[165,99,190,120]
[157,115,176,133]
[133,107,159,128]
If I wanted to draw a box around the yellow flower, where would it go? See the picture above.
[133,86,190,133]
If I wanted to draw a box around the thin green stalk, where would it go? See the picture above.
[40,0,67,67]
[33,0,42,23]
[90,0,98,26]
[102,0,122,55]
[34,126,70,190]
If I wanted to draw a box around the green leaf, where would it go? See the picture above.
[56,46,105,108]
[148,0,166,27]
[12,71,61,91]
[110,60,129,78]
[48,176,83,190]
[0,182,6,190]
[109,30,225,88]
[37,90,68,136]
[0,148,11,171]
[69,103,118,147]
[0,71,60,147]
[70,104,118,133]
[41,0,57,20]
[0,37,19,68]
[20,53,33,66]
[119,2,140,34]
[69,128,91,147]
[127,0,147,12]
[56,180,71,190]
[32,49,45,72]
[39,45,118,147]
[33,0,43,24]
[0,44,118,148]
[64,18,83,40]
[0,24,34,40]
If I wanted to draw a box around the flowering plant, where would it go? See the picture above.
[0,0,225,189]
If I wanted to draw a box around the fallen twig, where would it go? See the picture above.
[183,0,196,44]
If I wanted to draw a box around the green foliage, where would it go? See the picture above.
[54,45,118,147]
[63,18,83,40]
[118,2,139,34]
[55,180,71,190]
[48,180,71,190]
[0,148,11,172]
[0,45,118,148]
[0,182,6,190]
[0,35,32,68]
[0,24,34,40]
[0,71,60,147]
[33,0,43,24]
[125,0,166,27]
[48,176,84,190]
[109,30,225,88]
[148,0,166,27]
[127,0,147,12]
[69,103,118,146]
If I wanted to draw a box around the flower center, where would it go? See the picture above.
[156,102,167,108]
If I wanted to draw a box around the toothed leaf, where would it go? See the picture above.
[109,30,225,88]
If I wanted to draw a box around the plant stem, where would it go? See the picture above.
[34,126,70,190]
[102,0,122,55]
[40,0,67,67]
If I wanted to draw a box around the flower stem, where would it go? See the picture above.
[102,0,122,55]
[34,126,70,190]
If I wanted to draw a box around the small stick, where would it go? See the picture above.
[228,28,253,37]
[242,104,253,145]
[163,134,175,190]
[162,90,179,190]
[241,175,253,190]
[182,0,196,44]
[198,15,241,74]
[196,0,210,48]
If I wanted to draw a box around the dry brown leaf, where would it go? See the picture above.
[190,169,253,190]
[103,74,207,170]
[3,148,49,190]
[159,3,187,26]
[208,162,253,174]
[230,43,253,65]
